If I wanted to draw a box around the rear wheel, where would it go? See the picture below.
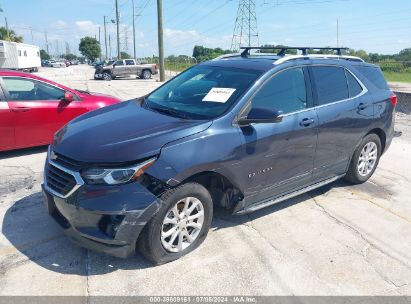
[345,133,381,184]
[142,69,152,79]
[138,183,213,264]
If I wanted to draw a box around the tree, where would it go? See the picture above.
[192,45,231,61]
[398,48,411,61]
[0,27,23,43]
[78,37,101,61]
[347,49,369,61]
[120,51,132,59]
[40,49,50,60]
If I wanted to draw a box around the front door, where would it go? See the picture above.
[237,67,318,206]
[2,76,86,148]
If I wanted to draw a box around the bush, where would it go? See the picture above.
[378,60,405,73]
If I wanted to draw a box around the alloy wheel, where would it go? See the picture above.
[161,197,204,253]
[357,142,378,177]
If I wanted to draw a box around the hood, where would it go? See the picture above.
[52,100,212,164]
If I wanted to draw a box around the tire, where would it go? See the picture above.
[102,72,112,81]
[142,69,152,79]
[345,133,382,184]
[138,182,213,264]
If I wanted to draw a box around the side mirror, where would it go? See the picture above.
[63,92,74,102]
[238,107,283,126]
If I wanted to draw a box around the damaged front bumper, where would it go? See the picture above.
[42,171,162,258]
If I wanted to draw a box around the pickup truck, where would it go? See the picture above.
[94,59,158,81]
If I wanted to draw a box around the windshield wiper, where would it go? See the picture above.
[150,105,189,120]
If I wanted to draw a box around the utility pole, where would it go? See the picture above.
[5,17,9,39]
[109,34,112,59]
[104,16,108,59]
[336,18,339,48]
[98,26,102,61]
[115,0,121,59]
[124,27,129,53]
[157,0,165,81]
[30,27,34,44]
[44,32,49,53]
[132,0,136,59]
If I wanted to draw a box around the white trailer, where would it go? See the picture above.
[0,40,41,72]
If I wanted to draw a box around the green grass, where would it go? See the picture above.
[164,62,195,72]
[383,71,411,83]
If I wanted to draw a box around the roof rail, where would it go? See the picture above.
[240,46,349,57]
[273,54,364,65]
[213,53,241,60]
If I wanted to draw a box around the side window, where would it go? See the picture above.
[3,77,65,101]
[311,66,349,105]
[18,50,22,56]
[125,59,135,66]
[24,50,27,57]
[346,70,363,97]
[252,67,307,114]
[115,60,124,66]
[355,66,389,90]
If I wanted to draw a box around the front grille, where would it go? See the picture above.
[52,152,83,171]
[46,163,78,197]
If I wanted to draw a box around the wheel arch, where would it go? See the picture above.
[366,128,386,153]
[181,171,244,210]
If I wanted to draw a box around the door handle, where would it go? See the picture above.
[300,118,315,127]
[11,107,31,112]
[358,103,368,110]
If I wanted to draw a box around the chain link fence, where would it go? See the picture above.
[394,92,411,115]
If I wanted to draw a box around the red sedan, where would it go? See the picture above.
[0,70,121,152]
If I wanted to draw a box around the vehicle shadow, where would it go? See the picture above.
[2,179,351,276]
[0,145,48,160]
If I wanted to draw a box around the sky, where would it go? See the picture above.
[2,0,411,58]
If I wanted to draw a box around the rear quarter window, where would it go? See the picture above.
[345,69,363,97]
[355,66,389,90]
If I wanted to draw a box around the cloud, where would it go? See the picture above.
[55,20,67,29]
[75,20,100,36]
[162,28,231,55]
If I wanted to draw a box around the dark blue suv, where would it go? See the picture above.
[42,47,396,264]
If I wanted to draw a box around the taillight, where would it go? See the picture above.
[154,64,157,70]
[390,94,397,107]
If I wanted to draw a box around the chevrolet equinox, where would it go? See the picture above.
[42,47,396,264]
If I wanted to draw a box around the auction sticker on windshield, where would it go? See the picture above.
[203,88,236,103]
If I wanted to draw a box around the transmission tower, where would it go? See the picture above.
[231,0,259,52]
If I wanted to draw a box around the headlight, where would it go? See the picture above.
[81,158,156,185]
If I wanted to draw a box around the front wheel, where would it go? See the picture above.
[102,72,112,81]
[138,183,213,264]
[345,133,381,184]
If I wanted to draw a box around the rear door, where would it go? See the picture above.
[1,76,87,148]
[237,67,318,206]
[309,65,369,179]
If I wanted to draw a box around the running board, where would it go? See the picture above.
[236,174,345,215]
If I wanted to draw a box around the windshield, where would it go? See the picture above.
[145,65,262,120]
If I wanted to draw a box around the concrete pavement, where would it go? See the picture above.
[0,65,410,295]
